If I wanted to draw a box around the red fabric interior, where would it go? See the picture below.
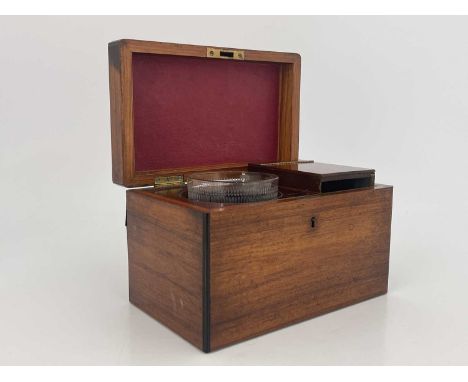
[132,53,280,172]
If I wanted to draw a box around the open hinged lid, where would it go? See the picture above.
[108,39,301,187]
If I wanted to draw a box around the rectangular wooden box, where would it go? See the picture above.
[109,39,393,352]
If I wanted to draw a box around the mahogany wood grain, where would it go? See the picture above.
[109,41,134,186]
[108,41,124,184]
[126,191,205,350]
[209,185,392,350]
[278,60,300,162]
[108,39,301,187]
[126,185,392,352]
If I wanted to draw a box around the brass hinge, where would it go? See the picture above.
[154,175,185,191]
[207,47,244,60]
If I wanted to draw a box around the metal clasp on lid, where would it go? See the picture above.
[154,175,185,191]
[207,47,244,60]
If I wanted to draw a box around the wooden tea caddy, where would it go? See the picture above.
[108,39,393,352]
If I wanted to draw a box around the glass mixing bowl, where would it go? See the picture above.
[187,171,279,203]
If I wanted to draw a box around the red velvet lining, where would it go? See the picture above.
[132,53,280,172]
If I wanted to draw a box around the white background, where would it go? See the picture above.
[1,16,467,365]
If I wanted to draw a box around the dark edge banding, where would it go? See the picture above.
[202,213,211,353]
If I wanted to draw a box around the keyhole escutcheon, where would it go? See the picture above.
[310,216,317,229]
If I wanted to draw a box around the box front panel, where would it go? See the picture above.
[209,186,392,350]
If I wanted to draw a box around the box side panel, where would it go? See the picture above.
[210,186,392,350]
[126,191,204,350]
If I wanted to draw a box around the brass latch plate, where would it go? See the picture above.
[207,47,244,60]
[154,175,185,190]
